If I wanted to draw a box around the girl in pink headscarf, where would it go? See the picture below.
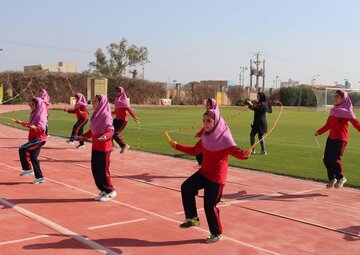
[169,106,250,243]
[194,98,219,166]
[16,97,47,184]
[315,90,360,189]
[64,93,89,149]
[83,94,116,202]
[39,89,51,136]
[112,86,139,153]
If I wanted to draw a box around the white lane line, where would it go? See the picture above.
[175,188,323,215]
[0,235,49,246]
[88,218,146,230]
[0,163,280,255]
[0,199,119,255]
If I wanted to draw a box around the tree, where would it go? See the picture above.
[89,38,148,77]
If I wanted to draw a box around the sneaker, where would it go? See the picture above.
[179,218,200,228]
[120,144,130,154]
[261,150,267,155]
[99,191,117,202]
[335,177,347,189]
[94,191,106,201]
[326,179,337,189]
[251,149,256,155]
[204,234,222,244]
[19,170,34,176]
[31,178,45,184]
[66,140,75,145]
[76,145,85,149]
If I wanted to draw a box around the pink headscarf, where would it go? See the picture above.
[29,97,47,131]
[114,86,130,108]
[39,89,51,105]
[201,107,237,151]
[75,92,88,109]
[330,91,356,119]
[90,94,114,135]
[207,98,219,111]
[195,98,220,138]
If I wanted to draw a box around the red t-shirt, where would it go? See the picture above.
[112,107,136,121]
[317,116,360,142]
[175,140,246,184]
[83,129,114,152]
[67,105,89,120]
[20,122,46,141]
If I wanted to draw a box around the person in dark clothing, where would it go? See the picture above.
[247,92,271,155]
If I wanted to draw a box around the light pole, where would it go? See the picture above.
[311,74,320,87]
[275,76,279,89]
[142,60,151,79]
[239,66,248,86]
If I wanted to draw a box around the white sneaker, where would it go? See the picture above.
[76,145,85,149]
[19,170,34,176]
[261,150,267,155]
[120,144,130,154]
[326,179,337,189]
[94,191,106,201]
[31,178,45,184]
[66,140,75,145]
[335,177,347,189]
[99,191,117,202]
[251,149,256,155]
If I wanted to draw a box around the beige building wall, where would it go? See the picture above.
[24,61,77,73]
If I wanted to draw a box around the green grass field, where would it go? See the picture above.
[2,106,360,187]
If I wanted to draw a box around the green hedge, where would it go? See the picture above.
[279,87,317,106]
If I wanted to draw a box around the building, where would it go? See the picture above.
[24,61,77,73]
[280,79,300,88]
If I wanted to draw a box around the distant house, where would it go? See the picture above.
[24,61,77,73]
[280,79,300,88]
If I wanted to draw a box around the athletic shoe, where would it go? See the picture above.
[204,234,222,244]
[94,191,106,201]
[99,191,117,202]
[326,179,337,189]
[179,218,200,228]
[47,135,51,138]
[335,177,347,189]
[31,178,45,184]
[251,149,256,155]
[261,150,267,155]
[76,145,85,149]
[66,140,75,145]
[120,144,130,154]
[19,170,34,176]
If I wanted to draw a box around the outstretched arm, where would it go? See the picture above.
[230,146,250,160]
[350,118,360,132]
[315,117,331,136]
[171,140,202,156]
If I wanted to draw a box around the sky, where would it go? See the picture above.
[1,0,360,88]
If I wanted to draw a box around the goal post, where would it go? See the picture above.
[313,88,360,110]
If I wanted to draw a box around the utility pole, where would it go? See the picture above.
[239,66,248,86]
[249,51,265,92]
[255,51,261,90]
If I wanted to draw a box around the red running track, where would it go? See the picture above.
[0,107,360,254]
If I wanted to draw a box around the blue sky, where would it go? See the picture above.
[1,0,360,88]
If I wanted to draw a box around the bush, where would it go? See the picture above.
[228,85,247,106]
[0,72,166,105]
[279,87,316,106]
